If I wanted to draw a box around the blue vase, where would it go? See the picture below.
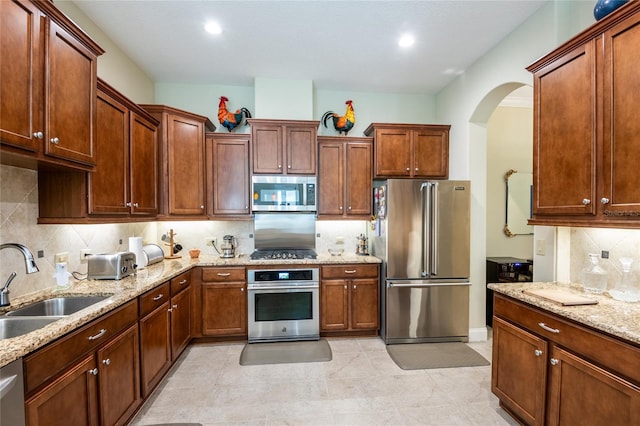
[594,0,628,20]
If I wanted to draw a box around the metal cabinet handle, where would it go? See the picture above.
[50,137,59,144]
[550,358,559,366]
[217,273,231,277]
[179,279,188,285]
[152,294,164,301]
[102,358,110,365]
[601,198,610,204]
[344,270,357,274]
[534,349,543,357]
[33,131,43,139]
[88,368,99,376]
[88,328,107,340]
[582,198,591,205]
[538,322,560,334]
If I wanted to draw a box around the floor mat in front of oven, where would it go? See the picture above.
[239,339,332,366]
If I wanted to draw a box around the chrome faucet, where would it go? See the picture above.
[1,243,40,307]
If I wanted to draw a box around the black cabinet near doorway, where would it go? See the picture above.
[486,257,532,326]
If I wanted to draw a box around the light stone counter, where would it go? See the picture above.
[0,254,380,367]
[488,281,640,346]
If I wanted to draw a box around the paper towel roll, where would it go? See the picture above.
[129,236,148,269]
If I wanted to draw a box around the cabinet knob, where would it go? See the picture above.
[534,349,543,357]
[172,304,178,310]
[240,288,244,292]
[582,198,591,205]
[353,285,356,289]
[200,205,205,209]
[88,368,99,376]
[33,131,43,139]
[287,165,291,169]
[339,206,343,210]
[348,206,352,210]
[245,205,248,210]
[102,358,110,365]
[550,358,559,366]
[406,167,410,172]
[278,164,282,169]
[344,285,347,289]
[126,202,132,207]
[133,202,139,208]
[600,198,610,205]
[50,137,60,144]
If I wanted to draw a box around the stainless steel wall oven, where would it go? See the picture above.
[247,268,319,342]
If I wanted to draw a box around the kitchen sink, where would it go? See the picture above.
[0,317,60,339]
[5,296,109,317]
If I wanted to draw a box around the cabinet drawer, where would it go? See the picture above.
[171,270,191,295]
[322,264,378,279]
[140,282,170,318]
[25,299,138,395]
[202,267,246,282]
[494,294,640,385]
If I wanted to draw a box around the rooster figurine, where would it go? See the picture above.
[322,100,355,135]
[217,96,252,132]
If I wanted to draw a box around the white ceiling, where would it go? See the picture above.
[72,0,548,95]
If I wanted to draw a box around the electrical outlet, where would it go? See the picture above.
[336,236,345,245]
[80,249,93,263]
[206,238,217,247]
[54,252,68,264]
[535,239,546,256]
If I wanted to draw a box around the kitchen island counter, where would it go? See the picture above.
[0,254,381,367]
[488,281,640,346]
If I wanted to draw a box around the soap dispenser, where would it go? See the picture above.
[581,253,608,294]
[609,257,640,302]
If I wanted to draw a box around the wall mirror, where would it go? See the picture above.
[504,169,533,237]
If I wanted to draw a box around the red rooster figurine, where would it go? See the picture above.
[217,96,252,132]
[322,100,355,135]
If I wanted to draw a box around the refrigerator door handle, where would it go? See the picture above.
[420,182,431,277]
[387,281,470,288]
[431,181,439,276]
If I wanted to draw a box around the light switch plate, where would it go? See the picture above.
[536,240,546,256]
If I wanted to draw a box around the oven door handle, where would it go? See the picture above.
[248,284,318,291]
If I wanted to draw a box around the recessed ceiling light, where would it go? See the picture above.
[204,22,222,35]
[398,34,415,48]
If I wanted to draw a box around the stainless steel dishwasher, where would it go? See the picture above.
[1,358,26,426]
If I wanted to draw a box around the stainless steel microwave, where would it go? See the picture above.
[251,176,316,212]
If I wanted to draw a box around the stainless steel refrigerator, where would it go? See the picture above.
[370,179,471,344]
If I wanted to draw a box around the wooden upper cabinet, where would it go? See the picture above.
[249,119,319,175]
[528,1,640,227]
[0,0,103,170]
[364,123,449,179]
[89,79,158,217]
[206,133,251,217]
[318,136,372,219]
[140,105,215,218]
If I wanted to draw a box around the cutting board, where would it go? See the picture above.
[524,288,599,306]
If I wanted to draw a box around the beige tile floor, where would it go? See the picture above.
[130,336,518,426]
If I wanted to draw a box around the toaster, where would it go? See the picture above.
[88,252,137,280]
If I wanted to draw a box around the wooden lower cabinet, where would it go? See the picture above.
[320,264,379,334]
[200,267,247,337]
[25,324,140,426]
[139,284,171,398]
[492,294,640,425]
[170,272,192,359]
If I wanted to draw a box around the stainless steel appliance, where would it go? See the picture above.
[247,268,319,342]
[250,213,317,260]
[217,234,237,258]
[371,179,471,344]
[252,175,316,212]
[1,358,25,426]
[87,252,137,280]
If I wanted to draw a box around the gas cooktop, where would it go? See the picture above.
[250,249,317,260]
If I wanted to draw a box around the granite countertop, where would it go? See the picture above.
[0,254,381,367]
[489,281,640,346]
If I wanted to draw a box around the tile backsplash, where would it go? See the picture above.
[0,165,365,300]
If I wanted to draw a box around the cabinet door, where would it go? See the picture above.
[139,301,171,397]
[0,0,43,152]
[413,128,448,178]
[89,89,130,215]
[350,278,378,330]
[252,124,283,173]
[45,19,97,166]
[318,141,345,216]
[286,125,316,174]
[345,142,372,217]
[533,42,596,217]
[201,282,247,336]
[208,135,250,215]
[320,280,349,331]
[167,115,206,215]
[97,324,141,426]
[171,286,192,360]
[25,355,99,426]
[601,12,640,218]
[492,317,547,426]
[130,111,159,216]
[546,345,640,426]
[374,129,411,177]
